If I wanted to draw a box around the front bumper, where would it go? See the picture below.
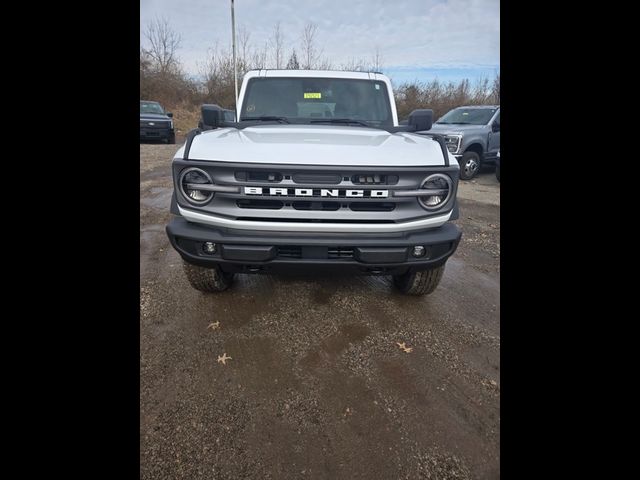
[166,216,462,275]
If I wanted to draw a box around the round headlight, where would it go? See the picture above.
[418,174,452,210]
[179,168,214,205]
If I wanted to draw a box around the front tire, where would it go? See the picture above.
[459,151,481,180]
[392,265,445,296]
[167,133,176,144]
[183,261,235,292]
[495,164,500,182]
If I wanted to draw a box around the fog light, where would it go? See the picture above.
[412,246,426,257]
[203,242,217,254]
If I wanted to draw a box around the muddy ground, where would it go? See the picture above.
[140,143,500,479]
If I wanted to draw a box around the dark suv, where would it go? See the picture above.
[140,101,175,144]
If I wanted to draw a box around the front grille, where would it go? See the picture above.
[276,246,354,260]
[140,121,169,128]
[172,162,452,227]
[328,247,354,259]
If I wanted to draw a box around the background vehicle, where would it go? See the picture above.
[166,70,462,296]
[140,100,175,144]
[428,105,500,180]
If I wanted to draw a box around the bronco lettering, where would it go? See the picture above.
[244,187,389,198]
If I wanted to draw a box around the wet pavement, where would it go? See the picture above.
[140,144,500,479]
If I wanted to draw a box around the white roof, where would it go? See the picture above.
[246,69,387,81]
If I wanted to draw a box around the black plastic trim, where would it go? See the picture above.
[183,128,202,160]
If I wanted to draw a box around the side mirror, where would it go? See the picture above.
[201,104,223,130]
[492,122,500,132]
[408,109,433,132]
[166,112,173,118]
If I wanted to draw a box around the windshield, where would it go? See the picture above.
[140,102,165,115]
[240,77,393,126]
[437,107,497,125]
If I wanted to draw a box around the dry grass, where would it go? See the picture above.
[169,105,201,135]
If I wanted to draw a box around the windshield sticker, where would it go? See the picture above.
[375,84,380,90]
[462,112,469,115]
[246,104,255,112]
[304,92,322,99]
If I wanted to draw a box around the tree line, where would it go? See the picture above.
[140,17,499,128]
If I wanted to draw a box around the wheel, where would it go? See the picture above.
[167,133,176,144]
[495,164,500,182]
[183,261,235,292]
[392,265,445,296]
[459,151,481,180]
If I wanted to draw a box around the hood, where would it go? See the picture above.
[140,113,170,121]
[181,125,447,167]
[428,123,487,135]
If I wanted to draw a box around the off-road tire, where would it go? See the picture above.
[183,261,235,292]
[392,265,445,296]
[167,133,176,144]
[495,164,500,182]
[459,151,481,180]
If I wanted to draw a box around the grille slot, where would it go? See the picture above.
[277,246,302,258]
[235,171,283,182]
[328,247,354,259]
[236,199,284,209]
[292,201,340,211]
[349,202,396,212]
[351,174,399,185]
[292,173,342,184]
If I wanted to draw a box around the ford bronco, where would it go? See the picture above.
[166,70,462,295]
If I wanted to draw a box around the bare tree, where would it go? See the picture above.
[316,56,333,70]
[490,73,500,104]
[300,22,322,69]
[143,17,182,74]
[371,46,384,72]
[341,57,367,72]
[269,22,285,69]
[238,25,251,66]
[252,41,269,69]
[286,49,300,69]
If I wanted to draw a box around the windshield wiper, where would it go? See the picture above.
[242,116,290,124]
[310,118,370,127]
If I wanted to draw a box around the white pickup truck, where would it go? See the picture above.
[166,70,462,295]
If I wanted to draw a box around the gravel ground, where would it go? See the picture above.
[140,143,500,479]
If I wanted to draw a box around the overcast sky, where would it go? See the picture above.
[140,0,499,85]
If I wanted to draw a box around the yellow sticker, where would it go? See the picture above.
[304,92,322,99]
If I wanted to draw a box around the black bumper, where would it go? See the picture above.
[166,217,462,275]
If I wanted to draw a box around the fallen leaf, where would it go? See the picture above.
[396,341,413,353]
[217,353,232,365]
[207,321,220,330]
